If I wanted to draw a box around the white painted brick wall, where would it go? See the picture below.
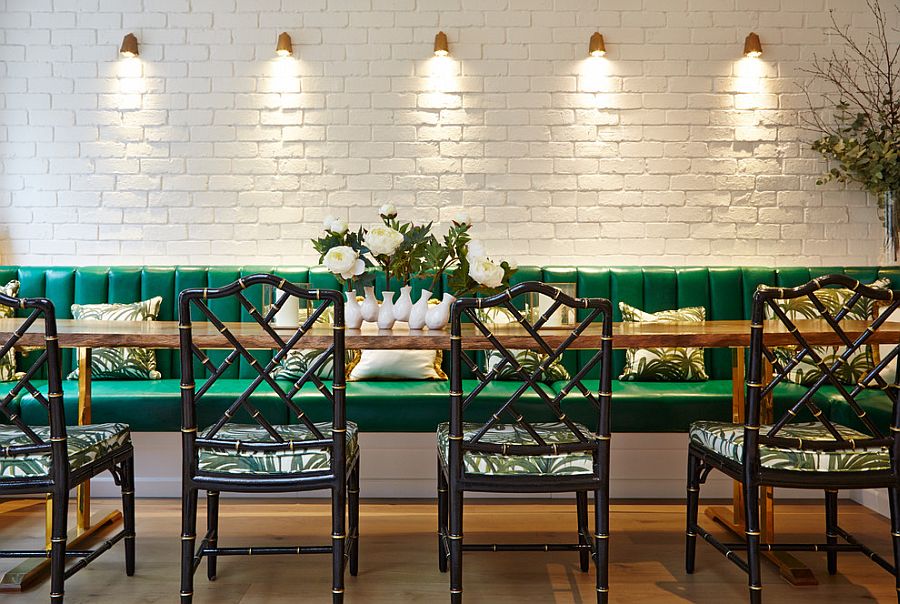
[0,0,887,266]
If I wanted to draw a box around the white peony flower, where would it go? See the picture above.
[323,246,365,280]
[452,209,472,226]
[468,256,505,289]
[364,225,405,256]
[466,239,486,261]
[330,217,348,234]
[323,215,337,231]
[379,203,397,218]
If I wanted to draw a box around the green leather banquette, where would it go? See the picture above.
[2,265,898,434]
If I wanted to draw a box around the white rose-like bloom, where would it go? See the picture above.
[378,203,397,218]
[468,257,505,289]
[452,210,472,226]
[364,225,405,256]
[323,215,337,231]
[323,246,365,280]
[330,217,348,234]
[466,240,486,261]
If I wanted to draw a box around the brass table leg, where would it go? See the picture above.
[0,347,123,592]
[705,348,818,587]
[77,348,92,532]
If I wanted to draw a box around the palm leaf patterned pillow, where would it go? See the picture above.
[765,278,889,386]
[0,280,20,382]
[476,306,571,383]
[67,297,163,380]
[272,348,360,382]
[271,305,360,381]
[619,302,708,382]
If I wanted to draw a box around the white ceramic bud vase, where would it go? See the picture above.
[393,285,413,322]
[426,293,456,330]
[345,291,363,329]
[360,286,379,322]
[408,289,432,330]
[377,290,396,329]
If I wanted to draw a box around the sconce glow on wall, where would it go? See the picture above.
[120,33,139,57]
[589,32,606,57]
[744,32,762,58]
[434,31,449,57]
[276,32,293,57]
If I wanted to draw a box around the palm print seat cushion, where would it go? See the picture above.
[689,420,890,472]
[0,423,131,479]
[68,297,164,380]
[765,278,889,386]
[197,421,359,475]
[437,422,598,476]
[619,302,708,382]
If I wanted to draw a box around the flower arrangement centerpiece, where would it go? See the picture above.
[801,0,900,262]
[312,206,516,330]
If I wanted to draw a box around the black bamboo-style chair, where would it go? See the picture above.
[177,274,359,603]
[686,274,900,603]
[0,294,135,602]
[437,281,614,603]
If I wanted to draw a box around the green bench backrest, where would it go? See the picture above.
[2,265,898,381]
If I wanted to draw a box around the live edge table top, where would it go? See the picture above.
[0,318,898,350]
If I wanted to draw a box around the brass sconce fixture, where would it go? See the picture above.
[434,31,449,57]
[589,32,606,57]
[276,32,293,57]
[744,32,762,58]
[120,33,139,58]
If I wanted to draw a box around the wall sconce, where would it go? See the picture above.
[588,32,606,57]
[743,32,762,58]
[434,31,449,57]
[120,33,139,58]
[276,32,293,57]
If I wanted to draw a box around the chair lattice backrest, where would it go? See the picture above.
[448,281,613,465]
[748,274,900,457]
[0,293,68,480]
[177,274,346,475]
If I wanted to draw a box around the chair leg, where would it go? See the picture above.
[576,491,590,572]
[180,486,198,604]
[448,486,463,603]
[594,485,609,604]
[349,460,360,577]
[49,486,69,603]
[437,459,448,573]
[686,451,701,574]
[889,487,900,602]
[332,481,346,603]
[206,491,219,581]
[121,456,136,577]
[743,482,762,604]
[824,489,838,576]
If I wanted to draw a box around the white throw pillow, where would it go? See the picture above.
[348,350,447,381]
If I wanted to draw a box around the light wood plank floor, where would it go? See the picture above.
[0,498,897,603]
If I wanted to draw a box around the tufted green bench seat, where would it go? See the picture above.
[15,380,843,433]
[811,388,894,436]
[571,381,826,432]
[2,264,898,435]
[18,380,547,433]
[18,380,292,432]
[0,382,22,425]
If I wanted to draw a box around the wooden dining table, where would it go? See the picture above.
[2,316,898,590]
